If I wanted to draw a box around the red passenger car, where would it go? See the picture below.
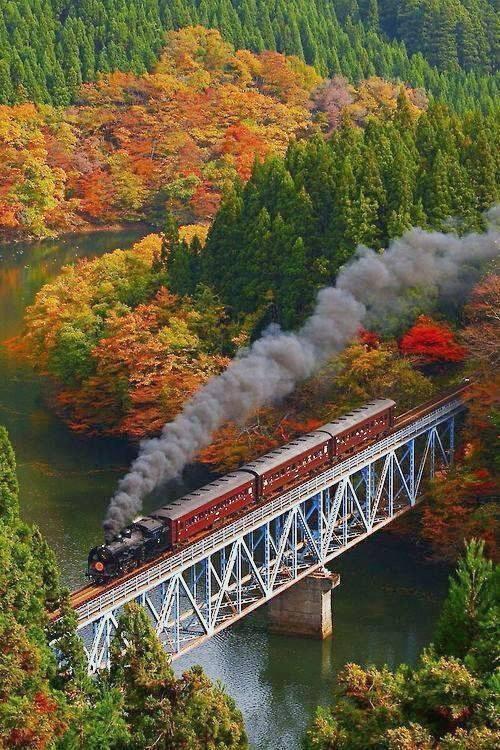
[151,472,255,545]
[239,399,395,501]
[318,399,395,456]
[240,432,332,500]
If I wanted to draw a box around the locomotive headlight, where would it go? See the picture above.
[94,561,105,572]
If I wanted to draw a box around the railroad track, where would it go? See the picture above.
[395,383,470,429]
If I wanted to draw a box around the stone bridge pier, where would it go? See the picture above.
[268,568,340,638]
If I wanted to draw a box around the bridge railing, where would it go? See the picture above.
[76,396,464,625]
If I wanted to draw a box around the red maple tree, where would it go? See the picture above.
[399,316,467,366]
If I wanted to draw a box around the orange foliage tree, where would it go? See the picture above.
[22,234,234,438]
[0,104,70,238]
[220,123,270,180]
[462,273,500,371]
[422,456,498,562]
[56,289,229,438]
[342,77,428,127]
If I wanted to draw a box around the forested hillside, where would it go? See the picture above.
[0,28,322,239]
[357,0,498,72]
[186,104,499,328]
[0,0,498,111]
[20,93,499,446]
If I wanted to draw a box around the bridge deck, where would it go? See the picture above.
[62,385,468,638]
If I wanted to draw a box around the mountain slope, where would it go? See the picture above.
[0,0,498,110]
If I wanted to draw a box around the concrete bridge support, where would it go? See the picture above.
[267,569,340,639]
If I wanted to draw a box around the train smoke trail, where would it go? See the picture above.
[104,210,499,539]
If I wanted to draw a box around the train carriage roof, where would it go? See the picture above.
[317,399,395,438]
[151,471,254,521]
[239,431,330,476]
[239,399,395,476]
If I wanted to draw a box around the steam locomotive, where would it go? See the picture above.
[88,399,395,583]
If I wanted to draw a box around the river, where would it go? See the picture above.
[0,229,450,749]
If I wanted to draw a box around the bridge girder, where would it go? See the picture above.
[76,402,460,673]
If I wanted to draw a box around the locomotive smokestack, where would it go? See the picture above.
[104,207,499,540]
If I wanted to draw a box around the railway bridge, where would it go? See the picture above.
[68,389,467,673]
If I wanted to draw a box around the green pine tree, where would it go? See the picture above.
[0,426,18,523]
[434,539,499,665]
[110,602,248,749]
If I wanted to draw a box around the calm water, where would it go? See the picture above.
[0,230,450,749]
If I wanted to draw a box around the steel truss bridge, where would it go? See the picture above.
[73,394,465,672]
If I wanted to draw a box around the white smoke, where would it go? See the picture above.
[104,212,499,539]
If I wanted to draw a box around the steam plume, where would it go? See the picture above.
[104,212,499,539]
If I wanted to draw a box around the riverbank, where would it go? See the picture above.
[0,220,154,247]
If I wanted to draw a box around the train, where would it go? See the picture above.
[87,399,395,583]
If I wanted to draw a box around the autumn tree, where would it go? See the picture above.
[342,78,427,127]
[422,465,498,563]
[324,341,434,412]
[22,234,235,439]
[399,316,467,368]
[462,273,500,373]
[420,275,499,562]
